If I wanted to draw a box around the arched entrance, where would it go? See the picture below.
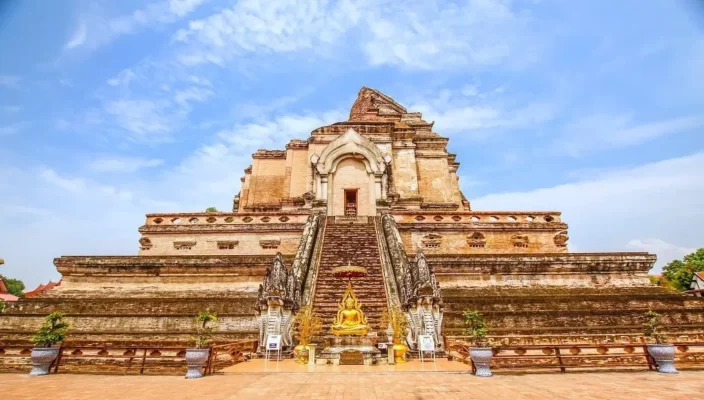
[330,157,373,216]
[310,129,390,217]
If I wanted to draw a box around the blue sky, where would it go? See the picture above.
[1,0,703,288]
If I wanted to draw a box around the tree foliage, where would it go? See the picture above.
[643,310,667,344]
[662,248,704,292]
[463,310,489,347]
[191,311,218,349]
[32,312,69,347]
[1,276,25,297]
[205,207,218,213]
[0,300,5,314]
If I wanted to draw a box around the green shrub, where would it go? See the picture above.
[644,310,667,344]
[31,312,69,347]
[191,311,218,349]
[463,310,489,347]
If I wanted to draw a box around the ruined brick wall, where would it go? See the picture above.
[139,232,301,256]
[441,286,704,342]
[246,156,286,207]
[137,213,310,256]
[416,157,457,203]
[392,212,569,254]
[402,230,566,254]
[426,253,654,288]
[0,255,286,347]
[391,147,420,197]
[287,146,310,198]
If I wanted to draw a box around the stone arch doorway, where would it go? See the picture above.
[310,128,391,216]
[331,157,374,216]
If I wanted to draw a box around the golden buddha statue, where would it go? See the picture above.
[331,281,369,336]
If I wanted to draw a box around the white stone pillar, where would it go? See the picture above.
[321,176,328,200]
[307,343,317,366]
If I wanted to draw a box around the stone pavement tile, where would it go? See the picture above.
[1,371,703,399]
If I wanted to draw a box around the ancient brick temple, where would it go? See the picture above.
[2,87,704,351]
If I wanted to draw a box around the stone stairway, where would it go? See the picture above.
[311,217,388,333]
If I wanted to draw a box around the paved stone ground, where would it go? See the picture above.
[1,371,702,400]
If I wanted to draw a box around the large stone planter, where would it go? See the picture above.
[647,344,678,374]
[185,348,210,379]
[470,347,493,377]
[29,347,60,376]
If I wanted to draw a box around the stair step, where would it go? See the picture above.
[312,221,388,326]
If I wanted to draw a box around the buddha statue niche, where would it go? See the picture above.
[331,282,369,336]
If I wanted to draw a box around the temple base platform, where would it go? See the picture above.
[319,335,382,365]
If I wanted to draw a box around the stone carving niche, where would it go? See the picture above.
[421,234,442,249]
[511,235,529,249]
[467,232,486,248]
[554,231,569,248]
[139,237,153,250]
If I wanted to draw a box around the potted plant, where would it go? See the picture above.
[30,312,69,376]
[186,311,218,379]
[463,310,492,377]
[292,305,322,364]
[383,306,409,362]
[644,310,678,373]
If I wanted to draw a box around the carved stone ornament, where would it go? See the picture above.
[260,239,281,249]
[255,252,301,352]
[139,237,153,250]
[173,241,196,250]
[554,231,569,247]
[421,234,442,249]
[511,234,529,248]
[467,232,486,248]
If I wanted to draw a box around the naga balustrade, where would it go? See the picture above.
[445,339,704,373]
[0,340,258,375]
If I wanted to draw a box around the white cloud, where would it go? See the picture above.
[1,105,22,113]
[555,114,704,156]
[0,122,28,136]
[173,0,539,70]
[104,99,176,140]
[39,168,87,193]
[174,0,365,65]
[217,110,345,149]
[169,0,208,17]
[89,157,164,173]
[65,0,208,51]
[0,75,21,87]
[106,69,137,86]
[472,152,704,272]
[409,88,555,138]
[65,22,87,49]
[362,0,536,70]
[174,86,214,106]
[627,238,695,267]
